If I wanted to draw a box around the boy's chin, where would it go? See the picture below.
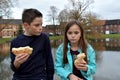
[34,33,41,36]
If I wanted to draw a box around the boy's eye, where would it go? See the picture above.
[34,24,42,27]
[35,24,40,26]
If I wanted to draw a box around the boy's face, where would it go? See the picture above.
[23,17,43,36]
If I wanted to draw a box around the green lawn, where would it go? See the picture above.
[101,34,120,39]
[0,34,120,44]
[0,36,64,44]
[49,36,63,40]
[0,38,13,44]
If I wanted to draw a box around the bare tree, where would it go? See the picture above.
[47,6,58,35]
[0,0,18,32]
[47,6,58,25]
[58,9,70,22]
[82,12,102,39]
[0,0,17,18]
[68,0,94,21]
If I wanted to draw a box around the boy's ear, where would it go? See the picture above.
[23,22,29,28]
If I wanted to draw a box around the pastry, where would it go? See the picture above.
[12,46,33,55]
[74,53,86,65]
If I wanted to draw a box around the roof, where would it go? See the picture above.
[105,19,120,25]
[0,19,22,24]
[97,20,106,26]
[45,25,60,29]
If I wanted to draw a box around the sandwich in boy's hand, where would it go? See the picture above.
[12,46,33,56]
[74,53,86,65]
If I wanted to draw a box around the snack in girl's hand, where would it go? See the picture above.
[74,53,86,65]
[12,46,33,55]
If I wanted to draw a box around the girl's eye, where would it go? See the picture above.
[68,32,72,34]
[74,32,79,34]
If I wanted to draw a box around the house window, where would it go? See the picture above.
[3,31,7,36]
[114,25,117,27]
[106,25,109,29]
[9,31,12,36]
[101,30,103,33]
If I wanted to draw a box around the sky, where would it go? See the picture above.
[11,0,120,26]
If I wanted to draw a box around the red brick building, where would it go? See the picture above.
[42,25,62,36]
[0,17,22,38]
[0,18,120,38]
[94,19,120,34]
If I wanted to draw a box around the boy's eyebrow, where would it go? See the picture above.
[34,23,43,26]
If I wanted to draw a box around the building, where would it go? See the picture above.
[43,25,61,36]
[0,17,22,38]
[95,19,120,34]
[0,17,120,38]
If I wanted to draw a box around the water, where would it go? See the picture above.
[0,39,120,80]
[94,51,120,80]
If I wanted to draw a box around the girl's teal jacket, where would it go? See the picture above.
[55,43,96,80]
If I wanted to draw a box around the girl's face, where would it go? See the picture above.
[67,24,81,45]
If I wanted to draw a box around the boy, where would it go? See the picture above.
[10,8,54,80]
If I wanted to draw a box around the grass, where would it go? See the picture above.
[0,36,64,44]
[101,34,120,39]
[87,34,120,39]
[0,34,120,44]
[49,36,63,40]
[0,38,13,44]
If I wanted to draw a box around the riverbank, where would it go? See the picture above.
[0,36,63,44]
[0,38,13,44]
[0,34,120,44]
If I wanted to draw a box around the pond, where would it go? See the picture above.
[0,38,120,80]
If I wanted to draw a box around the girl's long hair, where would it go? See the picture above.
[63,20,88,64]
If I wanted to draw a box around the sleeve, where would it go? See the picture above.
[45,36,54,80]
[10,39,20,72]
[54,44,71,79]
[81,44,96,76]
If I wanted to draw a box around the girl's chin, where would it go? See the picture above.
[70,41,77,44]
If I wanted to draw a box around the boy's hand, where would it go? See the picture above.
[74,60,87,71]
[68,74,83,80]
[14,53,30,69]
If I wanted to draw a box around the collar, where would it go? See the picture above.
[67,42,82,53]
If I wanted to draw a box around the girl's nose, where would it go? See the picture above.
[71,34,75,37]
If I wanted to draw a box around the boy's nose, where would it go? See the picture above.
[39,26,42,31]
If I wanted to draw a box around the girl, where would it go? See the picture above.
[55,20,96,80]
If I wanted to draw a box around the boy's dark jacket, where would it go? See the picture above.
[10,33,54,80]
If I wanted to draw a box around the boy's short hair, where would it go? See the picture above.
[22,8,43,24]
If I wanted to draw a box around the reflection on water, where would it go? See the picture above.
[0,38,120,80]
[90,38,120,51]
[0,42,10,56]
[94,51,120,80]
[0,56,13,80]
[50,39,63,48]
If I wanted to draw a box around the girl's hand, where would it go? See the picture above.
[14,53,30,69]
[68,74,83,80]
[74,60,87,71]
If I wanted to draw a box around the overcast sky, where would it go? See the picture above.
[11,0,120,25]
